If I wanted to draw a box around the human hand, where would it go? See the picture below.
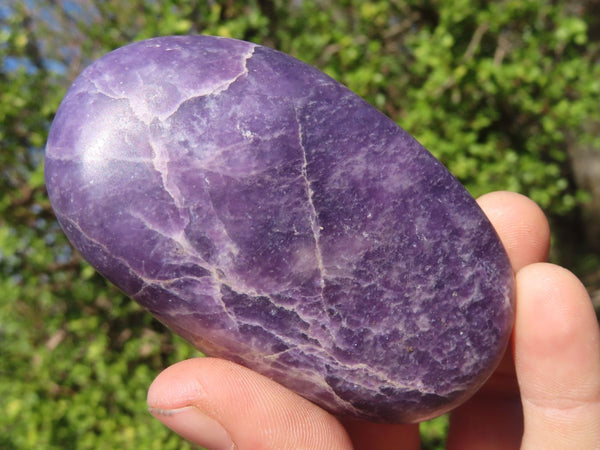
[147,191,600,449]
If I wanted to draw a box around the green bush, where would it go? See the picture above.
[1,0,597,448]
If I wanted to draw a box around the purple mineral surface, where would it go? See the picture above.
[45,35,514,423]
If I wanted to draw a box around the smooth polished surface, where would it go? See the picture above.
[45,35,514,422]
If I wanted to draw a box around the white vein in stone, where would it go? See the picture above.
[148,137,184,209]
[57,213,147,295]
[295,110,327,290]
[86,45,257,126]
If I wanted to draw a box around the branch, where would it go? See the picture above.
[463,22,489,61]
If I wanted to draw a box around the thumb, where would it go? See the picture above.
[514,263,600,448]
[147,357,352,450]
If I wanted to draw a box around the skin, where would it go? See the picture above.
[147,191,600,449]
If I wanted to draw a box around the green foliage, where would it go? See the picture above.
[1,0,598,447]
[400,1,600,214]
[420,414,449,450]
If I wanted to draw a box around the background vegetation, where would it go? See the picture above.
[2,0,599,448]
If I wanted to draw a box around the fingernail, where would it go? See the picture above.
[149,406,235,450]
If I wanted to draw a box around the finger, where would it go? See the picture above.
[515,263,600,448]
[147,357,353,450]
[446,192,551,449]
[476,191,550,272]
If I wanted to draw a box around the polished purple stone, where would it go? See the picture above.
[45,35,514,423]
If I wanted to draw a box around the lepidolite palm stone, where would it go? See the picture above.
[45,35,514,423]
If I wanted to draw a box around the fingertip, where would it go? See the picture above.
[149,405,235,450]
[514,263,600,388]
[514,263,600,447]
[147,358,352,449]
[148,358,236,449]
[477,191,550,271]
[514,263,597,372]
[147,358,208,410]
